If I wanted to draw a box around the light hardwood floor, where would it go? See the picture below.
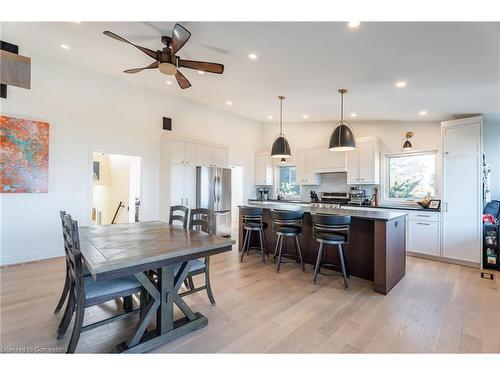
[1,245,499,353]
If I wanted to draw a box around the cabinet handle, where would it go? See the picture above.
[186,198,189,206]
[181,198,184,205]
[417,214,430,217]
[417,222,430,225]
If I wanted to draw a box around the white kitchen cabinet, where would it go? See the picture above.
[254,152,273,185]
[313,148,346,172]
[170,164,196,208]
[195,143,213,167]
[170,140,186,164]
[408,219,441,256]
[296,149,320,185]
[441,117,482,264]
[211,147,228,167]
[346,137,380,185]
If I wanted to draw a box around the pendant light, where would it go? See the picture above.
[271,96,291,158]
[329,89,356,152]
[403,131,413,150]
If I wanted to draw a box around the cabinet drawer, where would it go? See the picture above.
[408,219,440,256]
[408,211,440,221]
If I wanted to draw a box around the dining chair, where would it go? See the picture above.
[57,211,142,353]
[169,205,189,228]
[180,208,216,304]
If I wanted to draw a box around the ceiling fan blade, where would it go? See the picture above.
[103,31,158,60]
[172,24,191,54]
[124,61,159,74]
[178,59,224,74]
[175,70,192,89]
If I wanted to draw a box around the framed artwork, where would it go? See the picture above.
[93,161,100,181]
[0,116,49,193]
[428,199,441,210]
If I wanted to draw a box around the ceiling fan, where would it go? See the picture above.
[103,23,224,89]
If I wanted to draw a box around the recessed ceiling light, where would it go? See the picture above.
[60,44,70,50]
[198,70,205,75]
[302,114,309,119]
[226,101,233,106]
[395,81,407,88]
[248,53,258,60]
[419,110,428,116]
[351,113,358,117]
[166,80,172,85]
[348,21,361,28]
[267,115,273,120]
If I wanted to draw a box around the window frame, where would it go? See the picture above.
[381,149,439,206]
[275,162,301,199]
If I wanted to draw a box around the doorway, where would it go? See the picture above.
[91,152,141,225]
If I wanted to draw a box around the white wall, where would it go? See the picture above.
[484,114,500,202]
[0,50,263,265]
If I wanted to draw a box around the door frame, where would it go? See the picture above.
[87,147,143,226]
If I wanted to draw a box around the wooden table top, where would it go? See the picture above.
[79,221,235,280]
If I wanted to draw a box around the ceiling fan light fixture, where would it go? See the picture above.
[271,96,291,158]
[158,62,177,75]
[329,89,356,152]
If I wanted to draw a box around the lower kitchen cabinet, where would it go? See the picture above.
[407,219,441,256]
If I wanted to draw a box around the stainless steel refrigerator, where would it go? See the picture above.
[196,167,231,237]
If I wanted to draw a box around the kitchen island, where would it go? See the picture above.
[239,203,407,295]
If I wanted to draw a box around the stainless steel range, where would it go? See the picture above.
[310,192,349,209]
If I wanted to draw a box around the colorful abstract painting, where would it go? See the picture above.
[0,116,49,193]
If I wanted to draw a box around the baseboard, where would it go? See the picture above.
[0,249,63,267]
[406,251,480,268]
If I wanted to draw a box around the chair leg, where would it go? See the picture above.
[294,235,305,272]
[54,265,70,313]
[240,229,250,262]
[204,257,216,305]
[338,244,350,290]
[258,229,265,263]
[187,276,195,290]
[67,291,85,353]
[313,243,324,284]
[123,295,133,312]
[57,286,76,339]
[263,230,269,256]
[276,235,284,273]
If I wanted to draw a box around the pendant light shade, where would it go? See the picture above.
[329,89,356,152]
[271,96,291,158]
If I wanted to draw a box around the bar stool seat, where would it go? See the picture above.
[243,221,268,230]
[313,232,347,242]
[274,225,301,234]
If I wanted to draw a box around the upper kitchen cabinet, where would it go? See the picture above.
[254,152,274,185]
[443,121,481,156]
[346,137,380,185]
[313,148,346,172]
[296,149,320,185]
[165,139,228,167]
[211,146,229,167]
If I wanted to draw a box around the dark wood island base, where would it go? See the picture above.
[239,204,407,295]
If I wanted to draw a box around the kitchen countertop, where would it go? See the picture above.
[248,199,440,212]
[245,202,407,221]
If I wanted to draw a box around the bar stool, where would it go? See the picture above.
[240,206,268,263]
[270,209,305,273]
[311,213,351,289]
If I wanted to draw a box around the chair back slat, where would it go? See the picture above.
[239,206,264,225]
[169,205,189,228]
[189,208,214,234]
[60,211,84,287]
[311,214,351,243]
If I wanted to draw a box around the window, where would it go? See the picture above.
[385,151,437,201]
[277,165,300,197]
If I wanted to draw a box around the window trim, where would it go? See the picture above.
[381,149,439,206]
[275,163,301,199]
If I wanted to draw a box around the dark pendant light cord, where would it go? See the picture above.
[278,95,285,135]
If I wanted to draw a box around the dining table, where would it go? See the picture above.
[78,220,235,353]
